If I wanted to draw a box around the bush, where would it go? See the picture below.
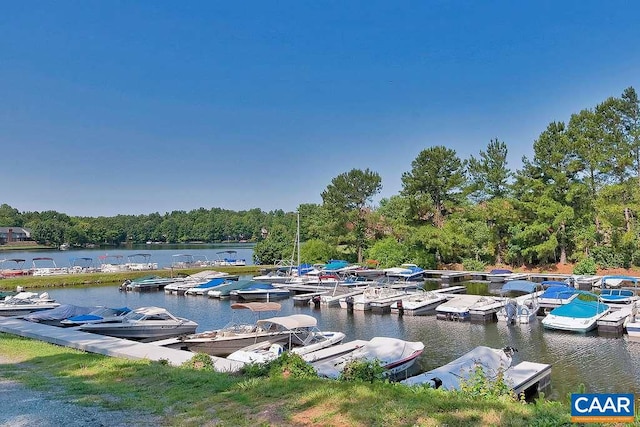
[461,258,485,272]
[241,352,317,379]
[573,257,596,275]
[338,359,386,382]
[590,246,626,269]
[457,364,513,400]
[182,353,215,371]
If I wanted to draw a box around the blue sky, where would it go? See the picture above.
[2,1,639,217]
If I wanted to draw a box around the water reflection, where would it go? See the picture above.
[42,284,640,401]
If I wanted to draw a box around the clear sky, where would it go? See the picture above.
[2,1,639,217]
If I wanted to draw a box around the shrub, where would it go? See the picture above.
[461,258,485,272]
[241,352,317,379]
[573,257,596,275]
[182,353,215,371]
[338,359,386,382]
[457,364,513,400]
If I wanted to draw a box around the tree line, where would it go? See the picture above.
[2,87,639,271]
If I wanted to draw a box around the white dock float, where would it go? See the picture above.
[0,317,244,372]
[432,286,467,295]
[504,361,552,398]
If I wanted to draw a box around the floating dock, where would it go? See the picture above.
[0,317,244,372]
[597,305,635,335]
[504,361,552,398]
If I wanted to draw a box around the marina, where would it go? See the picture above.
[1,282,639,401]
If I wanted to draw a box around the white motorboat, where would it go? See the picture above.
[625,302,640,338]
[0,292,60,316]
[435,294,500,321]
[229,282,291,301]
[338,286,406,311]
[311,336,425,379]
[60,306,132,326]
[496,280,544,324]
[390,290,449,315]
[22,304,94,326]
[79,306,198,341]
[541,292,610,332]
[226,314,346,364]
[165,302,289,356]
[401,346,516,389]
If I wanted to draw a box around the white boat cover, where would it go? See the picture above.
[401,346,514,389]
[230,302,282,312]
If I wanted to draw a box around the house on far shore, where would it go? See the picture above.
[0,227,32,245]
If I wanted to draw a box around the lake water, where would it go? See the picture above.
[0,243,256,269]
[42,282,640,402]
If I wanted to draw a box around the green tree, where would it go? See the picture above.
[401,146,466,227]
[253,224,295,265]
[300,239,337,264]
[366,237,408,268]
[321,168,382,263]
[466,138,512,202]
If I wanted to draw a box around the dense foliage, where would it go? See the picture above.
[3,86,640,270]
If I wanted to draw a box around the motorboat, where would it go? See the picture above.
[164,270,234,295]
[599,288,638,305]
[185,278,232,296]
[338,286,406,311]
[165,302,293,356]
[624,302,640,338]
[311,336,424,379]
[496,280,544,324]
[79,306,198,341]
[598,275,639,289]
[229,282,291,301]
[541,292,610,332]
[124,253,158,271]
[120,275,179,292]
[0,258,30,278]
[0,291,60,316]
[401,346,517,389]
[214,250,246,266]
[207,279,255,298]
[22,304,95,326]
[60,306,132,326]
[537,284,579,309]
[98,254,127,272]
[435,294,501,321]
[226,314,346,364]
[390,289,449,315]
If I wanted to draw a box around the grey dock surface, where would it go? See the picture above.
[0,317,244,372]
[504,361,552,397]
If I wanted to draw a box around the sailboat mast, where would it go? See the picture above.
[297,211,300,267]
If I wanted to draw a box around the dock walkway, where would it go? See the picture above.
[0,317,244,372]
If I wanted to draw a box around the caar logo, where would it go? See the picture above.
[571,393,635,423]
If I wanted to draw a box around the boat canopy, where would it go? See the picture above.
[601,275,638,286]
[128,253,152,259]
[134,306,171,316]
[549,298,608,318]
[257,314,318,330]
[489,269,512,274]
[230,302,282,312]
[500,280,539,294]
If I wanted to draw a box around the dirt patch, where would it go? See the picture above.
[447,262,640,277]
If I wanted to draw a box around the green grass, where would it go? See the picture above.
[0,266,264,291]
[0,333,587,426]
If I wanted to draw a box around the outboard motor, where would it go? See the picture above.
[504,299,517,324]
[502,346,518,357]
[397,299,404,316]
[312,295,321,309]
[345,295,354,312]
[431,377,443,389]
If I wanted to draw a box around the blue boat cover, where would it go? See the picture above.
[324,260,349,271]
[501,280,538,294]
[549,299,608,318]
[540,286,578,299]
[490,269,512,274]
[196,278,226,288]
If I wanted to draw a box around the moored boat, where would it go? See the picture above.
[541,292,610,332]
[496,280,544,324]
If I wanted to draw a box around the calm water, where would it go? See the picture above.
[0,243,256,269]
[43,283,640,402]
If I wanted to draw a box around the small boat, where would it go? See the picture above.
[390,289,449,315]
[226,314,346,364]
[599,275,639,289]
[0,258,30,278]
[120,275,179,292]
[538,284,579,308]
[401,346,517,389]
[164,271,235,295]
[166,302,290,356]
[496,280,544,324]
[214,250,246,266]
[207,279,255,298]
[0,292,60,316]
[98,254,127,272]
[125,253,158,271]
[31,257,68,276]
[541,292,610,332]
[624,302,640,337]
[311,336,424,379]
[185,278,232,296]
[229,282,291,301]
[599,289,638,305]
[60,306,132,326]
[22,304,94,326]
[79,306,198,341]
[435,294,500,321]
[338,286,406,311]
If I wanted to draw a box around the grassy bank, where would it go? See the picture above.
[0,266,264,291]
[0,334,577,426]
